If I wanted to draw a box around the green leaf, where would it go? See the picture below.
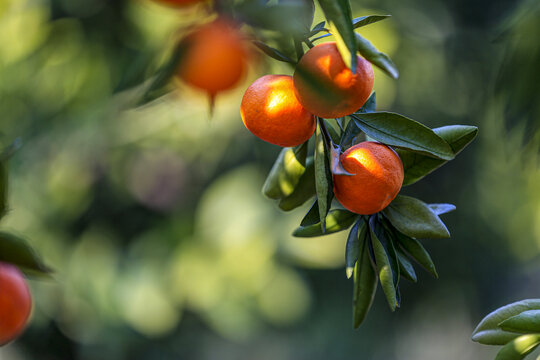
[314,123,333,230]
[329,144,353,175]
[278,157,316,211]
[428,203,456,216]
[262,142,308,200]
[0,232,52,275]
[499,310,540,334]
[0,161,7,220]
[397,125,478,186]
[309,21,327,37]
[293,209,357,237]
[317,0,357,71]
[394,231,438,278]
[300,199,320,226]
[369,217,397,311]
[252,41,296,64]
[355,33,399,79]
[357,92,377,113]
[351,112,455,160]
[495,334,540,360]
[395,246,417,283]
[383,195,451,239]
[353,15,391,29]
[323,119,341,144]
[346,218,366,278]
[353,227,377,328]
[472,299,540,345]
[140,41,188,105]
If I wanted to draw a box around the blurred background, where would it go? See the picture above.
[0,0,539,359]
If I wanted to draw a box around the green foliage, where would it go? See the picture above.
[262,142,308,199]
[473,300,540,360]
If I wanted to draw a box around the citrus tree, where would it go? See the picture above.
[0,0,480,347]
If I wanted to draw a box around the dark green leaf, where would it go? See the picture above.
[398,125,478,186]
[353,15,391,29]
[323,119,341,144]
[428,203,456,216]
[0,232,52,275]
[140,41,188,105]
[395,246,417,282]
[353,228,377,328]
[495,334,540,360]
[346,218,366,278]
[309,21,327,36]
[355,33,399,79]
[351,112,455,160]
[472,299,540,345]
[300,199,320,227]
[293,209,357,237]
[262,142,308,199]
[314,123,333,230]
[238,1,315,35]
[340,118,362,148]
[253,41,296,64]
[278,157,316,211]
[383,195,450,239]
[0,161,7,220]
[369,217,397,311]
[394,231,438,278]
[317,0,357,71]
[499,310,540,333]
[329,144,353,175]
[357,92,377,113]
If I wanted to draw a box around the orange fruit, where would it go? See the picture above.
[293,42,374,119]
[177,19,251,96]
[241,75,316,147]
[154,0,205,7]
[333,141,403,214]
[0,263,32,345]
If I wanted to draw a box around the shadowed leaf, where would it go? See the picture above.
[0,232,52,275]
[355,33,398,79]
[262,142,308,199]
[293,209,357,237]
[278,157,316,211]
[353,15,391,29]
[353,226,377,328]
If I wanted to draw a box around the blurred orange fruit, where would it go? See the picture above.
[333,141,403,214]
[177,18,251,97]
[0,263,32,346]
[293,42,374,119]
[241,75,316,147]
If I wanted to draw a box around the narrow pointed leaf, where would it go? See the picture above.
[340,118,362,148]
[300,199,320,227]
[278,157,316,211]
[398,125,478,186]
[351,112,454,160]
[369,218,397,311]
[499,310,540,333]
[263,142,308,199]
[357,92,377,113]
[395,246,417,282]
[253,41,296,64]
[309,21,327,36]
[0,161,7,220]
[329,144,353,175]
[472,299,540,345]
[0,232,52,274]
[353,229,377,328]
[495,334,540,360]
[293,209,357,237]
[355,33,398,79]
[314,124,333,230]
[428,203,456,216]
[395,231,438,278]
[346,218,366,278]
[317,0,357,71]
[353,15,391,29]
[383,195,450,239]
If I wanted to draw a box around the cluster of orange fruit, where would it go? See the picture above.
[0,262,32,346]
[241,42,403,215]
[158,0,403,216]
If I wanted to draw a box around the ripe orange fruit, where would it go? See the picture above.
[177,18,251,97]
[0,263,32,345]
[333,141,403,214]
[241,75,316,147]
[293,42,374,119]
[154,0,204,7]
